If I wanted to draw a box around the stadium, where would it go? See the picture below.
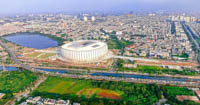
[59,40,108,63]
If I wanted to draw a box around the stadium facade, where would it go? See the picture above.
[60,40,108,63]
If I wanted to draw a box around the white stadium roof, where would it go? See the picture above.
[61,40,106,51]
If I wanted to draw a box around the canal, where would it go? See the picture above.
[1,66,200,83]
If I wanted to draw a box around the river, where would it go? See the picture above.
[1,66,200,83]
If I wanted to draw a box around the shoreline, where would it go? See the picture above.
[1,31,65,46]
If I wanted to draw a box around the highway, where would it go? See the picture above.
[181,22,200,63]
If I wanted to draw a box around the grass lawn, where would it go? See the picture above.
[107,39,133,50]
[118,65,163,74]
[107,40,120,49]
[38,53,55,59]
[26,52,55,59]
[26,52,42,58]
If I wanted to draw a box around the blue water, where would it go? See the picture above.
[1,66,200,83]
[91,72,200,82]
[4,66,19,71]
[5,33,58,49]
[38,68,68,74]
[0,66,18,71]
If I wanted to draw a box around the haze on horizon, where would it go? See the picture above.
[0,0,200,15]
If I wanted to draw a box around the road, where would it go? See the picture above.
[181,22,200,63]
[113,55,160,63]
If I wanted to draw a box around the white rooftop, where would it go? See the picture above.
[61,40,106,51]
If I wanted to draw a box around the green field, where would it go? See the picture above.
[33,76,162,105]
[107,39,133,50]
[106,31,133,50]
[32,76,200,105]
[116,59,200,76]
[119,65,200,76]
[0,70,38,104]
[34,77,122,99]
[0,70,38,93]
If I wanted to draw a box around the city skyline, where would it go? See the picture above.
[1,0,200,15]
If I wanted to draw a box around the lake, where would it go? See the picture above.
[5,33,59,49]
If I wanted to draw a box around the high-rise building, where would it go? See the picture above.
[191,17,197,22]
[91,16,96,22]
[184,17,191,22]
[180,16,184,21]
[83,16,88,21]
[197,19,200,23]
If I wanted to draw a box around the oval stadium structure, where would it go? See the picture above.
[60,40,108,63]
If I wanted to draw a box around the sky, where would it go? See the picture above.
[0,0,200,15]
